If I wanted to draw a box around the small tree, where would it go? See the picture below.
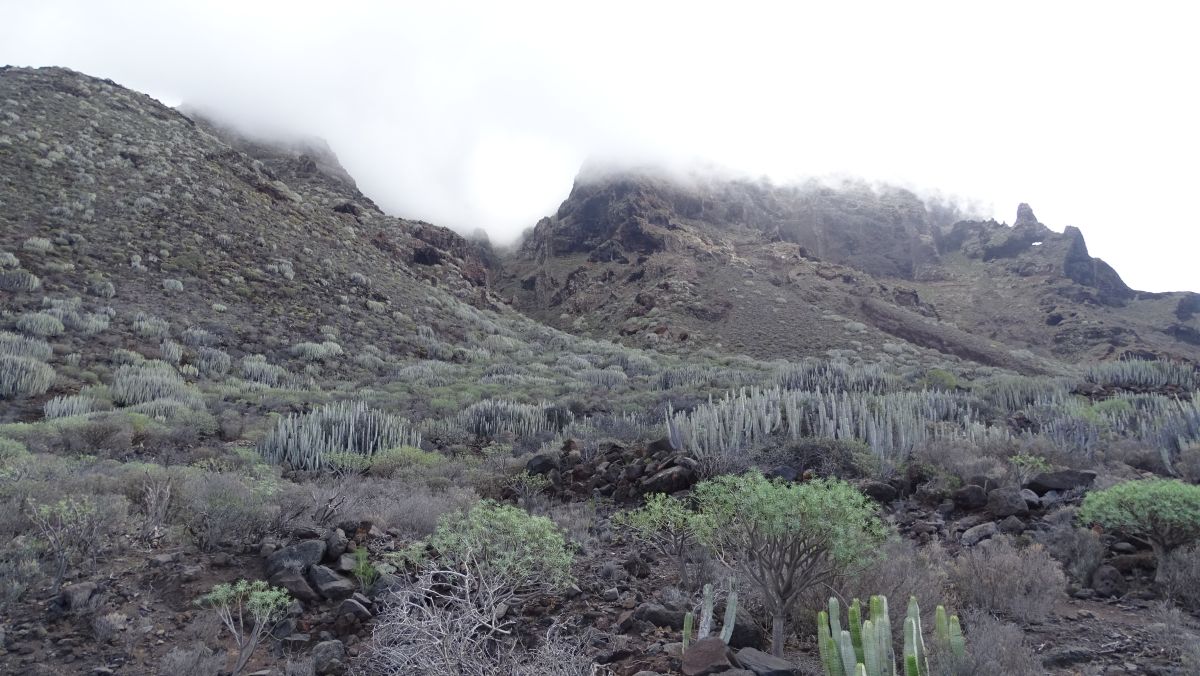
[613,492,697,588]
[196,579,290,676]
[692,472,887,656]
[1079,478,1200,583]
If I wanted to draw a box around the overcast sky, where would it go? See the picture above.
[2,1,1197,291]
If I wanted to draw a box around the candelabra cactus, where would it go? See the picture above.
[682,583,738,651]
[818,595,964,676]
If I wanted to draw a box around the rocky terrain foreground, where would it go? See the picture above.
[1,66,1198,675]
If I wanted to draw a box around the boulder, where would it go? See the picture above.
[861,481,898,503]
[633,602,686,630]
[336,598,372,623]
[735,647,796,675]
[312,639,347,675]
[265,540,326,577]
[726,607,765,650]
[998,515,1025,534]
[1025,470,1097,496]
[309,564,356,600]
[56,582,97,613]
[1090,565,1127,597]
[369,572,403,599]
[1020,489,1041,509]
[324,528,348,561]
[269,569,319,603]
[640,465,695,494]
[986,487,1029,518]
[952,485,987,510]
[961,521,998,546]
[526,453,559,476]
[682,636,734,676]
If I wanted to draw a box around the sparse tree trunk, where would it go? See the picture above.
[678,550,690,590]
[771,613,786,657]
[1151,540,1168,586]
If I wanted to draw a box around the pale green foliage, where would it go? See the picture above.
[241,354,294,387]
[352,547,379,593]
[290,340,344,361]
[196,579,290,676]
[0,355,54,399]
[44,394,100,419]
[429,500,573,591]
[692,472,888,656]
[0,436,28,461]
[819,595,964,676]
[0,251,18,268]
[132,311,170,337]
[1080,479,1200,580]
[16,311,64,337]
[110,362,203,408]
[23,237,52,252]
[458,398,565,438]
[1008,453,1050,486]
[162,278,183,292]
[1086,358,1197,391]
[259,400,421,471]
[613,492,696,587]
[195,346,232,377]
[0,269,41,292]
[0,331,53,360]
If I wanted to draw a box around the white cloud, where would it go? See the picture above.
[1,0,1196,291]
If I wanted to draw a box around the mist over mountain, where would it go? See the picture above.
[2,65,1199,676]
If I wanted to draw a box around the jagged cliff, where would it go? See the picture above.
[501,167,1199,368]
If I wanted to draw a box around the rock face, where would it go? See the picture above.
[502,167,1200,366]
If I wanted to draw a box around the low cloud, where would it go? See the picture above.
[1,1,1196,291]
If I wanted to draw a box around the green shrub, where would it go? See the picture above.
[0,355,55,399]
[0,436,28,461]
[369,445,445,478]
[692,472,888,655]
[1079,479,1200,583]
[429,500,573,591]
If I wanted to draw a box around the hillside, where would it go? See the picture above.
[501,167,1199,371]
[1,67,1199,676]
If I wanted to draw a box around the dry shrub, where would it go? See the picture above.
[159,644,224,676]
[1159,543,1200,613]
[1147,603,1200,669]
[358,567,594,676]
[176,471,278,551]
[955,609,1041,674]
[1034,508,1106,585]
[948,536,1065,623]
[545,500,601,552]
[911,439,1005,484]
[323,476,478,538]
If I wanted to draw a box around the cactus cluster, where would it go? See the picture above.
[259,400,421,471]
[682,583,737,651]
[818,596,963,676]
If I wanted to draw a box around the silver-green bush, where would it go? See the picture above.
[259,400,421,471]
[0,356,55,399]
